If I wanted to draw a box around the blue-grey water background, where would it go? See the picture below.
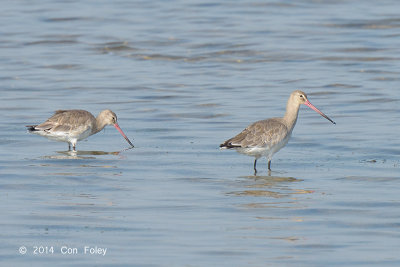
[1,0,400,266]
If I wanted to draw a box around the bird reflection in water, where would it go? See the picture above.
[42,146,134,160]
[229,175,313,200]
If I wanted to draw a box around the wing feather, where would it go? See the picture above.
[31,110,95,133]
[220,118,289,148]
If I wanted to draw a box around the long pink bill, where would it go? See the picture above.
[304,100,336,124]
[113,123,134,147]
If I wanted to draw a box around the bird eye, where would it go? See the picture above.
[299,95,304,98]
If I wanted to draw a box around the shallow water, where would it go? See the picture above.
[1,0,400,266]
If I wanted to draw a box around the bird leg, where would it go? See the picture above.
[253,159,258,176]
[68,143,77,152]
[268,160,271,171]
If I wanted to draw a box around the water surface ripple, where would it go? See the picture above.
[0,1,399,266]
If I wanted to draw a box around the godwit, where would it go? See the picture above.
[26,109,134,151]
[220,90,335,175]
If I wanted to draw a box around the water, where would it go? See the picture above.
[1,0,399,266]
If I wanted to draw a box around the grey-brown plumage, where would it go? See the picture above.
[220,90,335,175]
[28,110,95,133]
[221,118,289,149]
[27,109,134,151]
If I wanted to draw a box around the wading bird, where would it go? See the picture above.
[27,109,134,151]
[220,90,335,175]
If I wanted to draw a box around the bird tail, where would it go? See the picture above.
[26,125,38,132]
[219,141,241,149]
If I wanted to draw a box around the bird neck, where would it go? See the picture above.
[94,116,107,134]
[282,99,300,130]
